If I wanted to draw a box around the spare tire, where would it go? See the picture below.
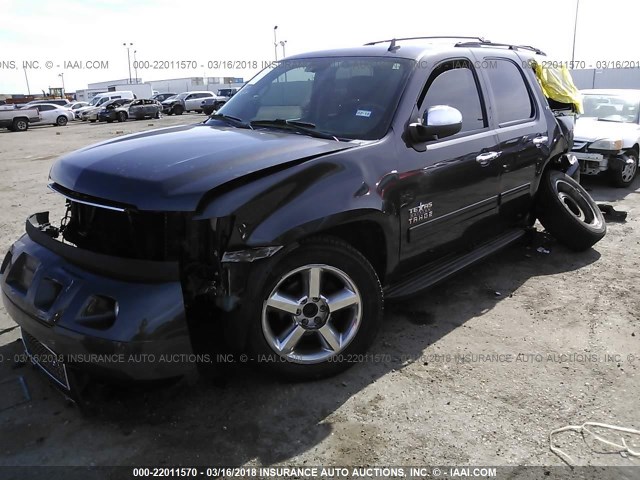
[536,170,606,251]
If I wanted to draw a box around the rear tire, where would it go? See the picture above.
[12,118,28,131]
[56,115,68,126]
[536,170,606,251]
[244,237,383,380]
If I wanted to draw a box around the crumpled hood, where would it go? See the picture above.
[49,123,354,211]
[574,117,640,144]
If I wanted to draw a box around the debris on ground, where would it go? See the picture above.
[598,204,628,222]
[537,247,551,254]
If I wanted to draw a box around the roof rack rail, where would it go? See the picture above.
[455,41,546,56]
[364,36,489,46]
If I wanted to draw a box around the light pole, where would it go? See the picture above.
[58,73,65,97]
[23,68,31,95]
[279,40,287,58]
[123,42,133,84]
[273,26,278,61]
[133,50,138,84]
[571,0,580,66]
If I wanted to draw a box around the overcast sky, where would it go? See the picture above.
[0,0,637,95]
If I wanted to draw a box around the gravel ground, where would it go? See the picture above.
[0,116,638,476]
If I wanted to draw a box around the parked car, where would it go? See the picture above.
[162,91,214,115]
[23,99,71,108]
[0,37,605,391]
[96,99,134,123]
[201,88,241,114]
[31,103,74,126]
[0,105,40,131]
[127,99,162,120]
[65,101,89,117]
[571,89,640,187]
[76,91,136,120]
[151,92,176,103]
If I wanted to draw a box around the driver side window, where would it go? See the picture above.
[420,60,486,133]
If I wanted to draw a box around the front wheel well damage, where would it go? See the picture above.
[305,221,388,284]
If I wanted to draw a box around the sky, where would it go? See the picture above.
[0,0,637,95]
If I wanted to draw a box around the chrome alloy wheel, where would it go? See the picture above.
[261,264,362,364]
[555,178,602,228]
[621,156,637,183]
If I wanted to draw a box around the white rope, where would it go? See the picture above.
[550,422,640,466]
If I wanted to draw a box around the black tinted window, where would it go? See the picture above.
[40,105,55,111]
[485,59,534,124]
[422,60,485,133]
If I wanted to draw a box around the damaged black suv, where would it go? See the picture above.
[1,37,605,390]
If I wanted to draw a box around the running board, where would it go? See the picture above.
[385,230,526,300]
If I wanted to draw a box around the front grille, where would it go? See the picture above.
[61,200,187,261]
[21,329,70,390]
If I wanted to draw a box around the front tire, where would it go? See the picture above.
[173,105,184,115]
[117,112,127,123]
[536,170,606,251]
[245,237,383,380]
[610,151,638,188]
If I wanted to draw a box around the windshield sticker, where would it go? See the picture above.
[392,63,401,70]
[356,110,372,118]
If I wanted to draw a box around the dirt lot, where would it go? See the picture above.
[0,116,638,474]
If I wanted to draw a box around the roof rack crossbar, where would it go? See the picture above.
[455,41,546,56]
[364,36,488,46]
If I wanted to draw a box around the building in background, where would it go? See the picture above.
[74,76,244,101]
[570,68,640,90]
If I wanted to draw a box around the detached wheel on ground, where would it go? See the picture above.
[536,169,606,251]
[610,150,638,188]
[244,237,383,380]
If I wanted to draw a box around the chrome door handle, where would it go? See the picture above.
[476,151,501,166]
[533,136,548,147]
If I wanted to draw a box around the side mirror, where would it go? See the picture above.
[408,105,463,143]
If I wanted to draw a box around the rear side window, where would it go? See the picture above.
[484,59,534,125]
[421,60,486,133]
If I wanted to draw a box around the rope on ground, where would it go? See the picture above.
[550,422,640,466]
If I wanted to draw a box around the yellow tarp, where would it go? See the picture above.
[532,61,583,114]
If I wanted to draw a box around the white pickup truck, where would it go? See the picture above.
[0,105,41,132]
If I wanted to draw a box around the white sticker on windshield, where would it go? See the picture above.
[356,110,372,118]
[392,63,401,70]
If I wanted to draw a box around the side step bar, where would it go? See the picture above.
[384,229,526,300]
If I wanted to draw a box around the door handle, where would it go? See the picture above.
[476,151,501,166]
[533,135,548,147]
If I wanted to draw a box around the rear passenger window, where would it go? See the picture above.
[484,59,534,125]
[421,60,486,133]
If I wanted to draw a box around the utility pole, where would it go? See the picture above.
[24,68,31,95]
[571,0,580,65]
[273,26,279,61]
[58,73,65,97]
[134,50,138,84]
[123,42,133,83]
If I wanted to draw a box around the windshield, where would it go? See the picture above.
[175,93,189,100]
[582,93,640,123]
[208,57,413,140]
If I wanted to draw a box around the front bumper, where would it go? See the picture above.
[1,213,195,388]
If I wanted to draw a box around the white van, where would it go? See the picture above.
[75,91,136,119]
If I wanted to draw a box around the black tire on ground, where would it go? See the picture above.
[117,112,127,123]
[89,119,96,123]
[56,115,68,126]
[536,169,606,251]
[12,118,28,131]
[244,236,384,380]
[173,105,184,115]
[107,119,113,123]
[610,150,638,188]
